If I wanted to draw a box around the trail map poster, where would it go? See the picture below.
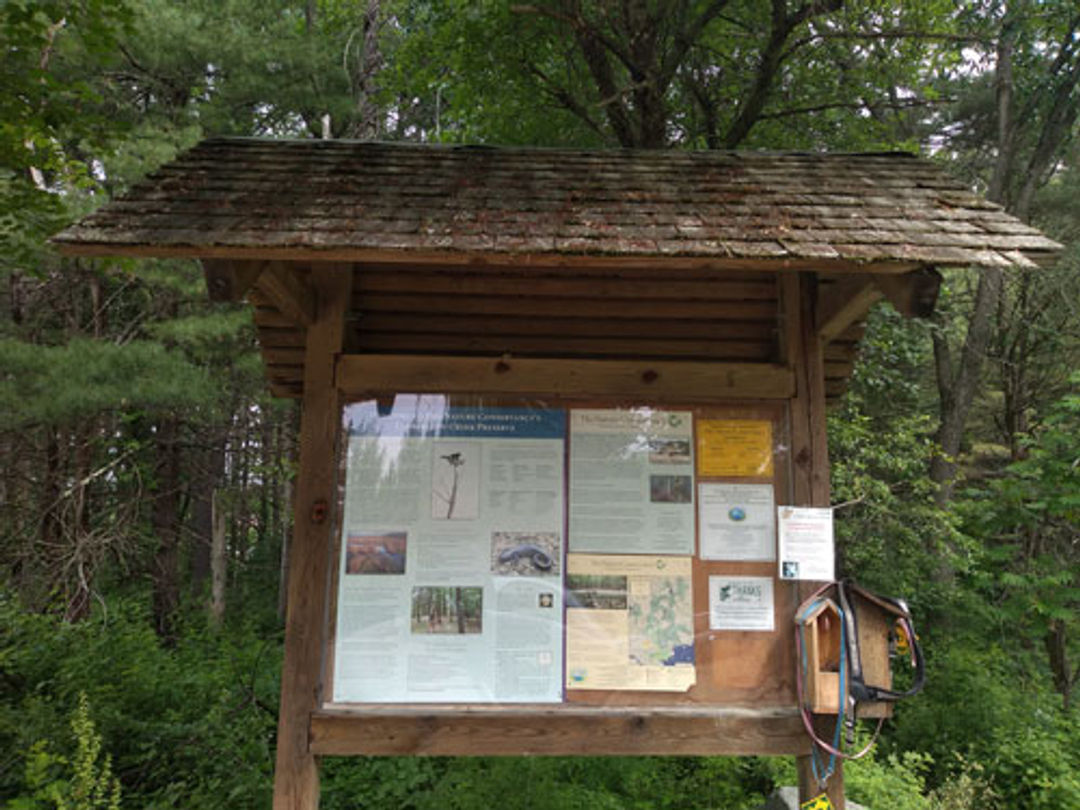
[568,409,695,555]
[332,397,565,703]
[565,554,696,692]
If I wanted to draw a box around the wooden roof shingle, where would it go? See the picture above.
[54,138,1062,270]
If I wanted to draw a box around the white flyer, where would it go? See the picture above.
[777,506,835,581]
[708,576,775,631]
[698,483,775,561]
[332,396,565,704]
[569,409,695,555]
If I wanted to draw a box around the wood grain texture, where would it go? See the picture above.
[817,277,882,345]
[355,291,778,320]
[335,354,795,402]
[272,264,351,810]
[309,706,810,757]
[257,262,316,327]
[52,241,928,274]
[202,259,264,301]
[354,271,778,300]
[786,272,845,809]
[352,333,773,361]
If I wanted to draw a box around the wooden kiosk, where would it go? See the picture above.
[55,139,1061,809]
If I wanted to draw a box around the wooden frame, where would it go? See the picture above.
[267,262,845,808]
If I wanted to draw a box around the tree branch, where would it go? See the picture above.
[720,0,842,148]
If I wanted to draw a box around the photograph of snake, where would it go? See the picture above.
[490,531,561,576]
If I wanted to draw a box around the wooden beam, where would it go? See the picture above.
[355,292,778,321]
[54,242,926,275]
[353,272,778,300]
[309,706,810,757]
[875,267,942,318]
[817,278,883,345]
[256,261,317,327]
[201,259,265,302]
[335,354,795,402]
[273,264,351,810]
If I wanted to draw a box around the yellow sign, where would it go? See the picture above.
[697,419,773,478]
[800,794,833,810]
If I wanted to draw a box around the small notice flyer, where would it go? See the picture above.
[696,419,773,478]
[777,506,835,581]
[569,409,695,555]
[698,483,775,561]
[708,576,775,631]
[565,554,695,692]
[332,396,565,704]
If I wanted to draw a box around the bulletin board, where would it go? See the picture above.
[321,394,808,724]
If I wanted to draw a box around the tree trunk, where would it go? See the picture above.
[190,437,225,589]
[210,489,227,625]
[152,417,183,641]
[931,267,1004,502]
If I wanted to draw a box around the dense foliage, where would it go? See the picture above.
[2,1,1078,808]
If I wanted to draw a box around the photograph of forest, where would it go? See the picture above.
[2,1,1078,808]
[410,586,483,635]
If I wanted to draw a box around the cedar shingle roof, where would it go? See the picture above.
[54,138,1062,269]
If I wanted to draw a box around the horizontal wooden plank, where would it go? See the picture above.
[309,706,810,757]
[353,333,774,361]
[263,347,307,366]
[253,307,300,330]
[269,381,303,399]
[355,312,777,340]
[336,354,795,401]
[53,242,928,274]
[356,293,778,320]
[354,272,777,301]
[355,263,773,282]
[257,327,307,348]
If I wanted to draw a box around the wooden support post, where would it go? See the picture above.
[273,263,351,810]
[784,271,845,809]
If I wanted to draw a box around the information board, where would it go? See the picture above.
[330,398,794,706]
[333,398,565,703]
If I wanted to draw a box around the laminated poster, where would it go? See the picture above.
[566,554,696,692]
[696,419,774,478]
[569,409,695,555]
[777,506,835,582]
[708,576,775,631]
[332,397,565,703]
[698,482,775,561]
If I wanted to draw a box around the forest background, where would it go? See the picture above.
[1,1,1078,808]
